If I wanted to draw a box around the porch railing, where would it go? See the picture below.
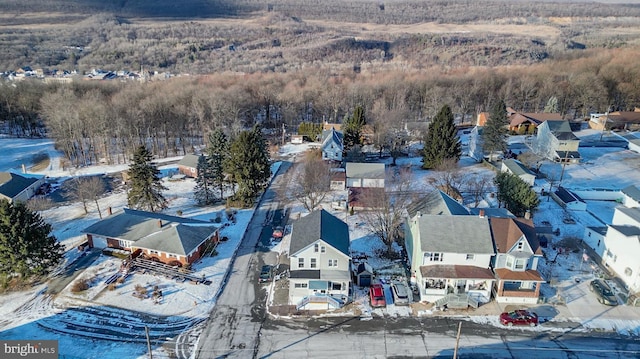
[296,294,343,310]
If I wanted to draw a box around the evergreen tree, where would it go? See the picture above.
[127,145,168,212]
[494,172,540,217]
[225,125,271,207]
[207,129,228,199]
[343,105,366,150]
[297,122,322,141]
[0,200,64,281]
[482,100,509,160]
[194,155,216,205]
[422,104,462,169]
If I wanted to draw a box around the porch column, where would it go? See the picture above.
[534,281,541,297]
[497,280,504,296]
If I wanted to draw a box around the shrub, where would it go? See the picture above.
[71,279,89,293]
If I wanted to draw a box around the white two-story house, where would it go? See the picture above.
[601,206,640,294]
[490,217,544,304]
[288,209,351,310]
[533,120,581,163]
[405,214,495,307]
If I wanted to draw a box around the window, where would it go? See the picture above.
[150,250,159,255]
[314,244,319,253]
[597,240,601,247]
[506,256,514,268]
[328,259,338,267]
[118,240,130,248]
[310,258,317,268]
[515,258,525,270]
[298,258,304,268]
[294,283,308,288]
[321,246,326,253]
[168,253,177,258]
[429,253,443,262]
[332,282,342,290]
[517,242,524,250]
[466,254,475,261]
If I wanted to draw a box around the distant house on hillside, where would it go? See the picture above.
[178,154,201,178]
[501,159,536,186]
[534,120,581,163]
[0,172,45,203]
[83,208,220,266]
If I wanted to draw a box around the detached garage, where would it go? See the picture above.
[355,262,373,287]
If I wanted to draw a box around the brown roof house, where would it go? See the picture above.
[589,109,640,131]
[0,172,46,203]
[83,208,219,267]
[405,211,495,308]
[490,217,544,304]
[508,111,563,135]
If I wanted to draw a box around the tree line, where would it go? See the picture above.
[1,47,639,165]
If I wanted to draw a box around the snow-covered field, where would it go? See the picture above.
[2,133,640,359]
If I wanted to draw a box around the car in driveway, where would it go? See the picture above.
[499,310,539,327]
[259,265,273,283]
[369,283,386,308]
[391,281,410,306]
[590,279,618,306]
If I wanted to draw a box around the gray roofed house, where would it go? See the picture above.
[414,215,494,254]
[534,120,581,163]
[83,208,219,265]
[0,172,45,203]
[321,128,344,162]
[406,190,469,218]
[178,153,202,178]
[553,186,586,211]
[345,162,385,188]
[501,159,536,186]
[288,209,351,310]
[290,209,349,257]
[621,184,640,208]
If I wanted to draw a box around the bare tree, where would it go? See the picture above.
[359,166,414,255]
[427,158,466,201]
[292,150,333,212]
[66,176,106,218]
[466,174,492,208]
[518,151,545,173]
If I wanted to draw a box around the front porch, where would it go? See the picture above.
[418,265,495,304]
[494,268,544,304]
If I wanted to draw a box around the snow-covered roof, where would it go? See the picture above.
[502,159,534,177]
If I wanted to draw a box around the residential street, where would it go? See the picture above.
[194,161,292,359]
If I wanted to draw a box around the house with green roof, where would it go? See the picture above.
[0,172,45,203]
[83,208,219,267]
[288,209,351,310]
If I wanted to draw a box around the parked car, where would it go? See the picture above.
[369,283,386,308]
[499,310,539,327]
[259,265,273,283]
[272,226,284,241]
[590,279,618,306]
[391,281,410,306]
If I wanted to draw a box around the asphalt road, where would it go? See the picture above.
[194,162,292,359]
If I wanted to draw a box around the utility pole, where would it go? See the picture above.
[282,123,286,146]
[453,321,462,359]
[145,326,153,359]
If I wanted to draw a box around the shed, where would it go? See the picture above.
[553,186,587,211]
[355,262,373,287]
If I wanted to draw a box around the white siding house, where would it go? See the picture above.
[405,214,495,306]
[345,163,385,188]
[288,210,351,310]
[600,207,640,293]
[533,120,581,163]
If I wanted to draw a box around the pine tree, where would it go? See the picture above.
[127,145,168,212]
[343,105,366,150]
[225,125,271,207]
[0,200,64,281]
[194,155,216,205]
[482,100,508,160]
[422,104,462,169]
[494,172,540,217]
[207,129,228,199]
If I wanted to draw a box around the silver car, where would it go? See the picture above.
[392,281,411,306]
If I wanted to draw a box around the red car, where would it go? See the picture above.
[499,310,538,327]
[369,284,386,308]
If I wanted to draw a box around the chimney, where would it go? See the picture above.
[479,209,485,218]
[107,207,112,216]
[157,220,162,228]
[524,210,531,220]
[416,211,421,218]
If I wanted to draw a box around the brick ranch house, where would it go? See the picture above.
[83,208,219,266]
